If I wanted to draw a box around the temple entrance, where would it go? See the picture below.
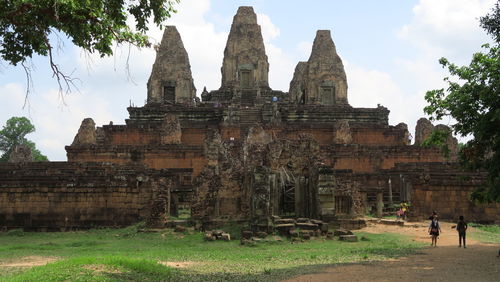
[320,86,335,105]
[280,184,296,216]
[240,70,251,88]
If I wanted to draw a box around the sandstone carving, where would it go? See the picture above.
[72,118,97,146]
[8,144,33,162]
[289,30,348,105]
[333,120,352,144]
[289,62,308,104]
[147,26,196,104]
[395,122,411,145]
[160,114,182,144]
[414,118,434,145]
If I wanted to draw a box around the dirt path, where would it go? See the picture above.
[286,221,500,282]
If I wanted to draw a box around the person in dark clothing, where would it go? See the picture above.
[456,215,468,248]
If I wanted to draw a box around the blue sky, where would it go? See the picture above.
[0,0,496,160]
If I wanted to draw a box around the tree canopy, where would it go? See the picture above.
[424,2,500,202]
[0,116,48,162]
[0,0,179,93]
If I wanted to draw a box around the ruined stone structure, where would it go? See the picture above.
[290,30,348,105]
[414,117,459,159]
[0,6,497,230]
[0,162,190,230]
[147,26,196,104]
[8,144,33,162]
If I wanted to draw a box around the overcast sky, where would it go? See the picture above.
[0,0,496,161]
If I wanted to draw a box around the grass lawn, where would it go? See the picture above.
[469,223,500,244]
[0,224,425,281]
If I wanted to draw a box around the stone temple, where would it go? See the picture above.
[0,7,498,230]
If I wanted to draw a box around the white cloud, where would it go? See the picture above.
[257,13,280,41]
[398,0,495,62]
[389,0,495,141]
[0,83,26,113]
[297,41,312,58]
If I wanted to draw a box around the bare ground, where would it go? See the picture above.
[0,256,58,268]
[286,221,500,282]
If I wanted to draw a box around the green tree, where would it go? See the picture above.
[424,2,500,202]
[0,0,179,93]
[0,116,48,162]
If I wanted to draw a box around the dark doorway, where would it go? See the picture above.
[335,196,352,215]
[164,86,175,102]
[241,70,251,88]
[320,86,335,105]
[281,184,296,216]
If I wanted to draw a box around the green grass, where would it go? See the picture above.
[0,223,425,281]
[3,256,177,282]
[469,223,500,244]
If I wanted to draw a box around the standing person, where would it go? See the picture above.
[396,208,403,221]
[428,214,442,247]
[456,215,468,248]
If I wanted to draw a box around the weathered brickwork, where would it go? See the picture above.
[392,163,498,223]
[0,162,190,230]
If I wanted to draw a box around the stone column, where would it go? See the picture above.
[388,178,393,206]
[376,191,384,218]
[362,192,369,215]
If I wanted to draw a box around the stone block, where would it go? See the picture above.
[174,225,186,233]
[274,218,295,225]
[204,233,215,241]
[311,219,323,225]
[296,218,310,223]
[241,230,253,239]
[333,228,353,236]
[274,223,295,234]
[221,233,231,241]
[256,231,267,238]
[296,222,318,230]
[339,235,358,242]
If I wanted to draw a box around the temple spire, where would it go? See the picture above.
[147,26,196,104]
[289,30,348,105]
[220,6,269,91]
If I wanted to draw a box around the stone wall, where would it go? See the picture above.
[394,163,499,223]
[0,162,188,230]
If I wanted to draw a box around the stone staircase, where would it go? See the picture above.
[240,90,257,106]
[239,107,262,125]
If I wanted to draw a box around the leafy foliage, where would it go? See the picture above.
[424,2,500,202]
[0,0,179,65]
[421,130,452,159]
[0,116,48,161]
[0,0,179,94]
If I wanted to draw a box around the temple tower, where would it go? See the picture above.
[147,26,196,104]
[289,30,348,105]
[220,6,270,95]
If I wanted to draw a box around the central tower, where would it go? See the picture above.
[220,6,270,94]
